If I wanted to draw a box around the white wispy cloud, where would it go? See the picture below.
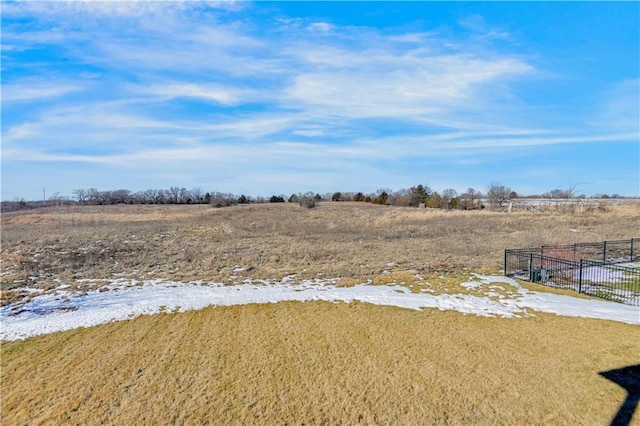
[2,83,84,102]
[1,29,70,47]
[1,1,241,20]
[129,83,254,106]
[307,22,335,32]
[283,55,532,120]
[458,15,512,41]
[4,1,536,132]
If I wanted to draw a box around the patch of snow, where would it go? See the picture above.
[11,287,44,294]
[1,275,637,341]
[577,265,628,284]
[461,281,484,290]
[486,292,504,299]
[616,262,640,269]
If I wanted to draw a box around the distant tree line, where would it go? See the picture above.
[62,185,490,210]
[71,187,210,205]
[327,185,487,210]
[3,183,629,213]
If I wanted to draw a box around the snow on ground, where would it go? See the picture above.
[576,264,636,284]
[1,275,638,341]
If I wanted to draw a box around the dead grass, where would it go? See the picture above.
[2,202,639,301]
[2,302,638,425]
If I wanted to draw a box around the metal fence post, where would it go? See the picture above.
[631,239,634,261]
[578,259,583,293]
[504,250,507,276]
[529,253,533,282]
[603,240,607,262]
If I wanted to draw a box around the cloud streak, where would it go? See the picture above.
[2,83,84,103]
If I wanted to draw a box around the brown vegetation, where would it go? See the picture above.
[2,202,639,298]
[2,303,638,424]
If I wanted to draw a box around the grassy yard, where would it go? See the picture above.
[2,302,638,424]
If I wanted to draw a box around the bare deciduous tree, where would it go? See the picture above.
[441,188,458,209]
[191,187,203,204]
[73,189,88,204]
[487,183,513,211]
[459,188,481,210]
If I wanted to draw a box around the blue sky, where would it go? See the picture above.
[2,1,639,201]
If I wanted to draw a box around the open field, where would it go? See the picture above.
[2,202,640,424]
[2,201,640,297]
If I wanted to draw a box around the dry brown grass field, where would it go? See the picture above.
[2,202,640,424]
[2,202,640,294]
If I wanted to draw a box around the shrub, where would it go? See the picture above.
[371,191,389,205]
[298,196,316,209]
[353,192,366,202]
[210,192,238,208]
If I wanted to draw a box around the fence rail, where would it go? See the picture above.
[505,239,640,306]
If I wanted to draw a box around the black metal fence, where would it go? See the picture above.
[505,239,640,306]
